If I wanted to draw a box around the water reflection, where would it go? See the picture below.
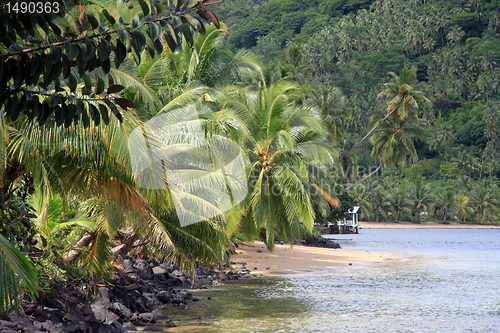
[157,229,500,332]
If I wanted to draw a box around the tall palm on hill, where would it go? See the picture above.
[369,113,424,168]
[219,82,339,249]
[338,68,429,163]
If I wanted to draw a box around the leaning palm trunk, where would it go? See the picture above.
[338,111,395,163]
[345,162,383,190]
[63,231,95,265]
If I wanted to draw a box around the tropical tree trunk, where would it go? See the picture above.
[63,231,95,265]
[376,211,379,223]
[395,212,399,222]
[479,156,484,180]
[111,229,139,258]
[338,111,395,163]
[443,209,448,223]
[437,149,445,162]
[345,162,383,191]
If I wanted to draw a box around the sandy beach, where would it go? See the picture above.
[359,221,500,229]
[231,241,395,275]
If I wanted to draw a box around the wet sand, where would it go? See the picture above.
[231,241,395,275]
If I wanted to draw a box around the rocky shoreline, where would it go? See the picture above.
[1,239,341,333]
[0,256,254,333]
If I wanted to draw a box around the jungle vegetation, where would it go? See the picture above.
[1,0,500,314]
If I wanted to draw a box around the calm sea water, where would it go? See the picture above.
[165,229,500,332]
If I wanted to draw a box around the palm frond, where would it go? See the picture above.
[0,234,37,313]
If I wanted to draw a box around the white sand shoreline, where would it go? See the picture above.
[230,241,397,276]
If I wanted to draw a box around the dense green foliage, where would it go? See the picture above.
[215,0,500,222]
[2,0,500,315]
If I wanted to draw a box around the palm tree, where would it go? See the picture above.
[308,84,348,144]
[370,188,391,222]
[437,190,459,223]
[439,124,455,161]
[446,25,465,47]
[465,155,480,180]
[278,44,315,86]
[427,130,445,161]
[219,82,338,249]
[409,180,434,222]
[338,67,429,163]
[352,181,376,221]
[388,187,411,222]
[469,184,496,223]
[457,194,473,222]
[370,113,424,168]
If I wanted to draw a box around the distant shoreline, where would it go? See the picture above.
[359,221,500,229]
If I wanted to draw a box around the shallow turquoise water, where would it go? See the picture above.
[164,229,500,332]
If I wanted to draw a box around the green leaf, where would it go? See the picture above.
[154,38,163,55]
[116,40,127,63]
[100,38,110,61]
[104,99,122,122]
[60,103,69,122]
[107,85,125,94]
[15,62,25,87]
[50,45,62,64]
[84,38,96,61]
[187,0,198,9]
[82,74,92,95]
[98,103,110,125]
[194,17,205,35]
[39,100,52,124]
[102,9,116,25]
[172,15,181,28]
[132,31,146,54]
[164,31,176,52]
[30,54,43,76]
[117,28,129,43]
[75,100,84,116]
[88,14,99,30]
[138,0,150,17]
[61,54,70,80]
[181,14,197,28]
[154,3,164,14]
[0,234,38,313]
[180,24,193,48]
[150,22,161,41]
[95,76,105,95]
[146,34,155,58]
[114,97,136,110]
[64,41,79,60]
[82,107,90,128]
[89,103,99,121]
[48,60,63,82]
[101,58,111,74]
[68,73,77,93]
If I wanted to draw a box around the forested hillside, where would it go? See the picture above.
[218,0,500,223]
